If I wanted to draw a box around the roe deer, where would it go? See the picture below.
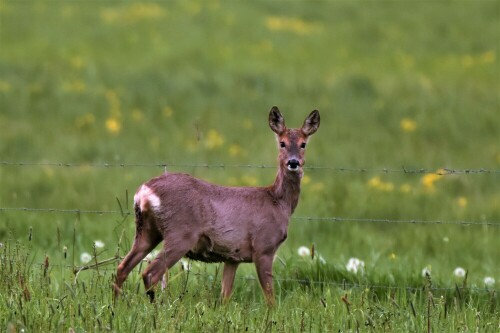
[113,107,320,305]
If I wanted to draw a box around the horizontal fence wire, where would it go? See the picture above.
[1,207,499,227]
[1,161,499,175]
[31,262,496,294]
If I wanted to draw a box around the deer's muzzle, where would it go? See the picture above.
[286,159,300,171]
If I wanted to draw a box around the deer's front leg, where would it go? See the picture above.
[254,254,276,306]
[221,262,239,303]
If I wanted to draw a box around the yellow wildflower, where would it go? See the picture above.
[390,253,397,260]
[368,177,394,192]
[241,175,258,186]
[163,106,174,118]
[421,169,446,191]
[302,175,311,185]
[368,177,382,188]
[400,184,412,194]
[101,3,166,24]
[70,56,84,70]
[205,129,224,149]
[106,117,121,135]
[400,118,417,132]
[265,16,322,35]
[228,144,243,157]
[479,51,495,64]
[457,197,467,208]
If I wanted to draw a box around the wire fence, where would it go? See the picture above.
[30,261,496,294]
[1,160,498,294]
[1,160,499,175]
[1,206,499,227]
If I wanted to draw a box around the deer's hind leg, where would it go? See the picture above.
[114,208,162,299]
[142,231,199,302]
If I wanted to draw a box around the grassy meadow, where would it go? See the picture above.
[0,0,499,331]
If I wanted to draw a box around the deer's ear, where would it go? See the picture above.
[269,106,286,135]
[302,110,320,136]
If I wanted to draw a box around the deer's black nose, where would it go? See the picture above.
[287,159,300,170]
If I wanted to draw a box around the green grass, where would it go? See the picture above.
[0,0,499,331]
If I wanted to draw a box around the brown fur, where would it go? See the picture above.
[114,107,320,305]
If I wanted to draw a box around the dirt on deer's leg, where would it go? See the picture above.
[114,232,161,300]
[221,262,239,303]
[254,255,276,307]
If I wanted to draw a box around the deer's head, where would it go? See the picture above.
[269,106,320,175]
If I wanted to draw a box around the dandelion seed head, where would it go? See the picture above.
[297,246,311,257]
[453,267,466,278]
[346,257,365,274]
[94,240,105,249]
[80,252,92,264]
[484,277,495,287]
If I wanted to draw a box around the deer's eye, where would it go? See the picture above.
[300,142,307,149]
[280,142,286,148]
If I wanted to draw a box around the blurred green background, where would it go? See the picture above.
[0,0,499,287]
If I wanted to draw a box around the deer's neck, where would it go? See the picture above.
[271,167,302,214]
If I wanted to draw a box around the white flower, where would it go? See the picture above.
[484,277,495,287]
[80,252,92,264]
[146,250,159,261]
[297,246,311,257]
[422,266,431,277]
[346,257,365,274]
[161,273,167,290]
[180,259,191,271]
[453,267,466,278]
[94,240,105,249]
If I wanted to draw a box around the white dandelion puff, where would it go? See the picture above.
[80,252,92,264]
[422,266,431,277]
[453,267,466,278]
[297,246,311,257]
[484,277,495,287]
[180,259,191,271]
[94,240,105,249]
[346,257,364,274]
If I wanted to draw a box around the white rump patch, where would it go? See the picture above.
[134,185,161,212]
